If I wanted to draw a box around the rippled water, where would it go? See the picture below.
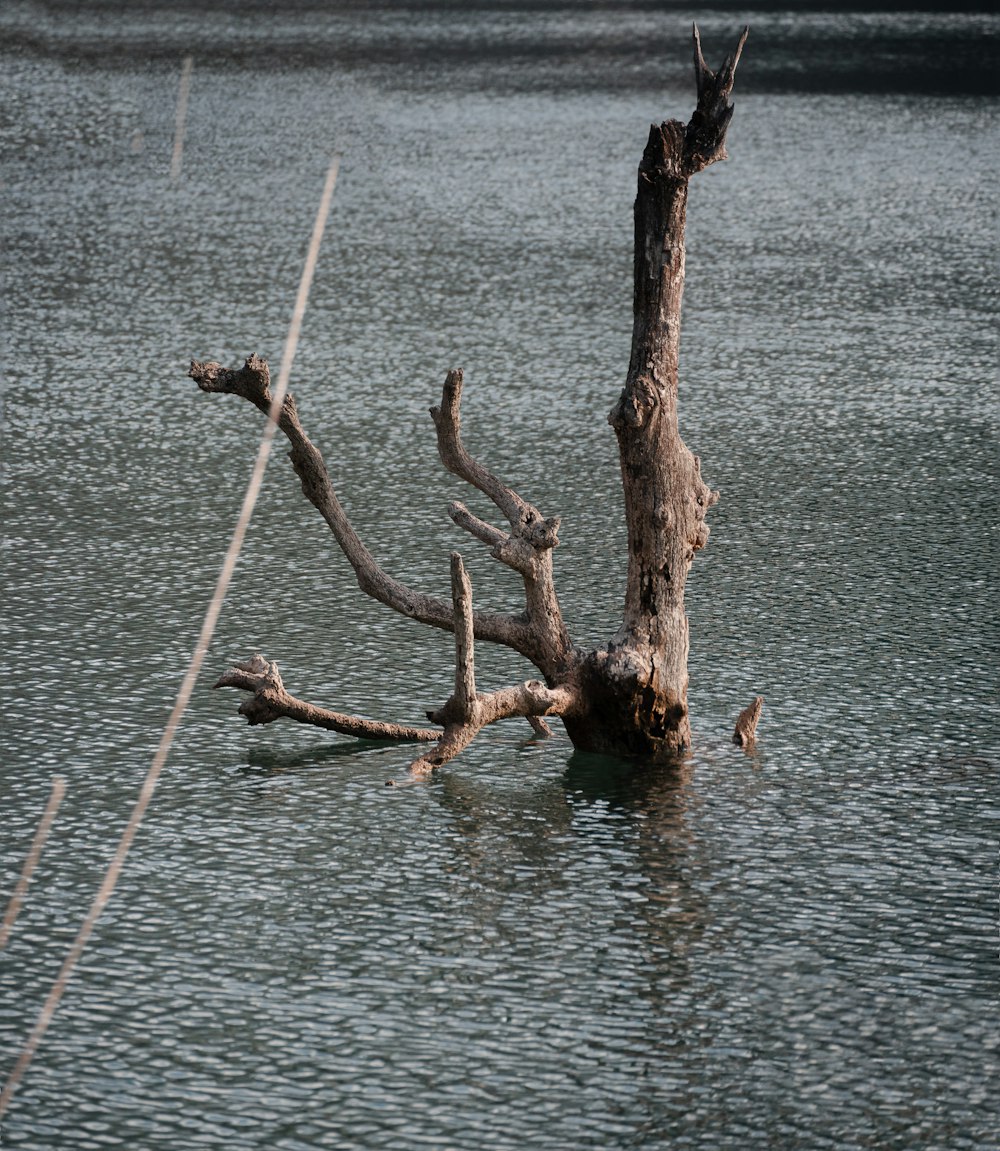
[1,4,998,1148]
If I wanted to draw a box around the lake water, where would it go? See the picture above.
[1,3,997,1148]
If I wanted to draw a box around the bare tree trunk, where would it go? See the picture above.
[562,26,746,758]
[188,26,752,775]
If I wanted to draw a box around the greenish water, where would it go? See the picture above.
[1,4,997,1148]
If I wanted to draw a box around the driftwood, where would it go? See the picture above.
[190,26,756,776]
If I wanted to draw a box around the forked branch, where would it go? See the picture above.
[402,553,575,777]
[215,561,576,779]
[432,368,570,669]
[408,679,577,778]
[189,356,548,664]
[687,23,749,173]
[371,553,576,778]
[432,368,554,538]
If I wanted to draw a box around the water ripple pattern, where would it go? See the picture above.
[1,4,997,1149]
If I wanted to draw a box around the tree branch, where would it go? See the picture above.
[449,501,510,554]
[371,553,575,782]
[215,654,440,742]
[407,679,577,778]
[189,356,541,661]
[431,368,553,537]
[430,368,571,672]
[449,553,478,723]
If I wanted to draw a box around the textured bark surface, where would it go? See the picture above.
[190,26,751,776]
[214,654,440,742]
[733,696,765,749]
[593,26,747,756]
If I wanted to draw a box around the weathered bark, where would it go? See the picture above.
[733,696,764,749]
[432,369,572,680]
[190,26,751,774]
[400,553,577,780]
[214,654,440,742]
[566,25,746,758]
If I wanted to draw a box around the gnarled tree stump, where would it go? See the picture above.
[190,26,754,775]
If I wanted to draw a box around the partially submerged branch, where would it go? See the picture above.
[215,654,439,742]
[409,679,577,778]
[215,639,575,775]
[401,553,576,779]
[732,695,764,749]
[191,358,579,772]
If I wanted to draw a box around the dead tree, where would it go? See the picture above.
[189,27,756,775]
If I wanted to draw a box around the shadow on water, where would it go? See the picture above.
[564,746,703,807]
[234,731,559,781]
[562,752,716,1031]
[563,736,767,796]
[235,735,410,775]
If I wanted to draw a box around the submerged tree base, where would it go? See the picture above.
[190,26,763,776]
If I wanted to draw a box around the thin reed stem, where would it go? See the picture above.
[0,776,67,951]
[169,55,193,182]
[0,155,341,1121]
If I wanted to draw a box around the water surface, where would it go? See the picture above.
[1,4,997,1148]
